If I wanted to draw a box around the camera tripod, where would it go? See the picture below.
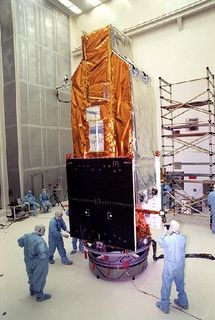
[50,191,65,211]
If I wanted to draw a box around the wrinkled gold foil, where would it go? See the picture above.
[72,26,133,159]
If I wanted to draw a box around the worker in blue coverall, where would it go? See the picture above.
[48,210,73,265]
[17,224,51,302]
[208,186,215,234]
[161,182,173,212]
[39,189,52,213]
[65,210,84,254]
[71,237,84,254]
[23,190,39,216]
[156,220,189,314]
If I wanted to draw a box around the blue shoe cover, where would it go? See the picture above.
[174,299,188,309]
[156,301,169,314]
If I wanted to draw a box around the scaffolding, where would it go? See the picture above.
[160,67,215,214]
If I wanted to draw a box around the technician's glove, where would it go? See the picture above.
[63,234,69,238]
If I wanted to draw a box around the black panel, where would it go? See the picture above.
[66,158,135,250]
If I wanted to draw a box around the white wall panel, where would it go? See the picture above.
[72,0,203,47]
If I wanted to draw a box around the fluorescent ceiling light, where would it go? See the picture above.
[87,0,101,7]
[58,0,82,14]
[58,0,72,7]
[69,4,82,14]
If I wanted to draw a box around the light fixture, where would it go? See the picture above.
[58,0,72,7]
[58,0,82,14]
[69,3,82,14]
[87,0,101,7]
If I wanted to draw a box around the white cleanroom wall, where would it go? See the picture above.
[72,0,207,48]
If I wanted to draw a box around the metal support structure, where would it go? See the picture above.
[160,67,215,214]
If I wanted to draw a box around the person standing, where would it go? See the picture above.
[65,209,84,254]
[48,210,73,265]
[17,224,51,302]
[161,181,173,213]
[71,237,84,254]
[156,220,189,314]
[208,186,215,234]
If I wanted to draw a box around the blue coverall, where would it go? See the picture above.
[48,217,70,264]
[17,232,49,299]
[208,190,215,233]
[39,191,51,212]
[24,192,39,215]
[72,237,84,253]
[65,210,84,253]
[157,232,189,313]
[161,183,172,212]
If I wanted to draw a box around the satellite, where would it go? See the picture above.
[67,25,161,280]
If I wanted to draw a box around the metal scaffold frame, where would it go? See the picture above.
[159,67,215,215]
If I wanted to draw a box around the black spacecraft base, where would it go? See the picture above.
[67,157,135,250]
[86,243,150,281]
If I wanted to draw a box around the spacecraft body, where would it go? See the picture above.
[67,26,159,279]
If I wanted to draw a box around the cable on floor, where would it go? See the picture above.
[129,274,203,320]
[0,221,14,229]
[127,238,214,320]
[151,239,215,261]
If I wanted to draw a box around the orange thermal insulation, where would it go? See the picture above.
[71,26,133,159]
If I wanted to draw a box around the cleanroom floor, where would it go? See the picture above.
[0,209,214,320]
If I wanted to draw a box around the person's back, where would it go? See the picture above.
[159,232,186,265]
[20,232,47,262]
[17,225,51,302]
[156,220,188,314]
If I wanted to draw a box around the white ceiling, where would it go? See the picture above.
[48,0,109,17]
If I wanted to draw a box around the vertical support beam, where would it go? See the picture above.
[0,28,9,210]
[177,17,183,31]
[0,0,21,201]
[160,77,174,211]
[207,67,213,181]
